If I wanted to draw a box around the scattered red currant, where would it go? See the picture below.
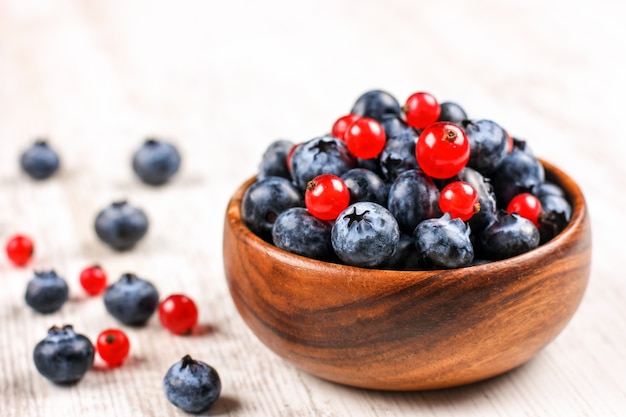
[305,174,351,221]
[403,91,441,129]
[416,121,470,179]
[507,193,542,227]
[159,294,199,335]
[343,117,387,159]
[96,328,130,367]
[439,181,480,222]
[331,114,360,141]
[5,234,34,267]
[79,264,108,296]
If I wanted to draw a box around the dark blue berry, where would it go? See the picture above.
[414,213,474,269]
[103,273,159,326]
[25,270,69,314]
[379,114,416,139]
[94,200,149,251]
[272,207,333,260]
[33,325,94,384]
[20,140,60,180]
[491,148,545,207]
[462,119,509,175]
[132,138,181,186]
[437,101,468,124]
[331,202,400,268]
[458,167,497,233]
[289,135,356,190]
[350,90,401,122]
[340,168,388,206]
[241,176,303,242]
[382,233,422,270]
[479,212,540,260]
[257,139,294,180]
[379,133,419,181]
[387,169,440,234]
[163,354,221,414]
[533,181,572,243]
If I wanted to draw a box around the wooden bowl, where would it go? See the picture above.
[222,160,591,391]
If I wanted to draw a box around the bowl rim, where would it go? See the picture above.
[227,158,588,278]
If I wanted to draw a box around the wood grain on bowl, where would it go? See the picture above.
[223,160,591,391]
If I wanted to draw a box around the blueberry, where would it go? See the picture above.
[331,202,400,268]
[257,139,294,180]
[340,168,388,206]
[533,181,572,243]
[132,138,181,186]
[437,101,468,124]
[382,233,422,270]
[241,176,303,242]
[103,273,159,326]
[94,200,149,251]
[163,354,221,414]
[290,136,356,191]
[387,169,440,234]
[33,325,94,384]
[350,90,402,122]
[272,207,333,260]
[379,133,419,181]
[379,114,416,139]
[414,213,474,269]
[25,270,69,314]
[462,119,509,175]
[479,212,540,260]
[20,140,60,180]
[491,148,545,207]
[458,167,497,233]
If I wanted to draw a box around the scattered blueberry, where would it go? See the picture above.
[94,200,149,251]
[25,270,69,314]
[272,207,334,260]
[331,202,400,268]
[340,168,388,206]
[33,325,94,384]
[479,212,540,260]
[241,176,303,242]
[132,138,181,186]
[387,169,440,234]
[382,233,422,270]
[350,89,402,122]
[491,148,545,207]
[462,119,509,175]
[290,135,356,190]
[103,273,159,326]
[20,140,60,180]
[378,133,419,181]
[459,167,497,233]
[414,213,474,269]
[163,354,222,414]
[257,139,294,180]
[437,101,468,124]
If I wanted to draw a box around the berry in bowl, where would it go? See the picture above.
[223,90,591,390]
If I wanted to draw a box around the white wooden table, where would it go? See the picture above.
[1,0,624,415]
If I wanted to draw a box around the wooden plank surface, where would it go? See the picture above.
[0,0,624,415]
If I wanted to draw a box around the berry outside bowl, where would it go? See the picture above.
[222,159,591,391]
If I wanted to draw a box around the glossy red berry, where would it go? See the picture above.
[5,234,34,267]
[96,328,130,367]
[305,174,351,221]
[331,114,360,141]
[416,122,470,179]
[79,265,108,296]
[344,117,387,159]
[439,181,480,222]
[507,193,542,227]
[158,294,199,335]
[403,92,441,129]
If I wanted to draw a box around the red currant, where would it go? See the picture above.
[79,265,108,296]
[305,174,351,221]
[403,92,441,129]
[96,328,130,367]
[507,193,542,227]
[344,117,387,159]
[5,234,34,266]
[439,181,480,222]
[158,294,199,335]
[331,114,360,141]
[416,122,470,179]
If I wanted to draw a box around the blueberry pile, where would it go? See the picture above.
[243,89,572,269]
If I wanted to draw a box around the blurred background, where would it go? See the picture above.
[0,0,624,416]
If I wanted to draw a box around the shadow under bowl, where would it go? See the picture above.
[222,159,592,391]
